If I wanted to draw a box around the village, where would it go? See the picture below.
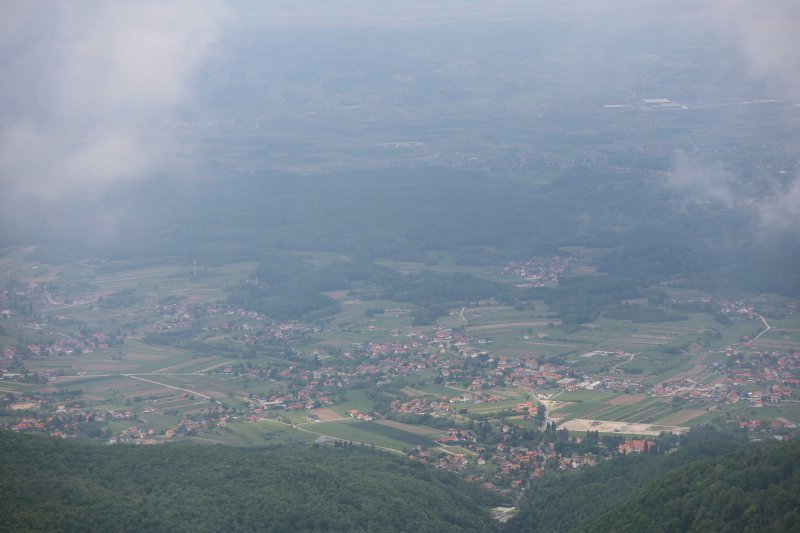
[1,265,799,496]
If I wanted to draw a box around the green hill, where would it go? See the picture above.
[0,432,501,532]
[3,429,799,532]
[587,439,800,532]
[506,429,800,532]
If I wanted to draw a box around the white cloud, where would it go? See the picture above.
[666,153,735,209]
[760,180,800,234]
[707,0,800,99]
[705,0,800,234]
[0,1,226,200]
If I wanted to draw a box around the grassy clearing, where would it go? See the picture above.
[309,419,421,450]
[462,400,522,415]
[588,401,653,422]
[553,391,616,402]
[552,400,613,421]
[437,445,476,455]
[330,389,376,416]
[0,382,32,394]
[742,404,800,423]
[226,420,317,446]
[374,419,445,438]
[415,383,462,398]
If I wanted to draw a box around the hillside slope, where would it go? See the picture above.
[0,432,500,532]
[586,439,800,532]
[507,430,800,533]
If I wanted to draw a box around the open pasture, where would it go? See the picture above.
[552,391,617,403]
[609,394,647,406]
[614,401,674,424]
[551,397,617,421]
[310,419,435,450]
[483,333,578,358]
[587,398,663,422]
[233,419,317,445]
[467,320,560,333]
[374,419,445,438]
[401,385,437,398]
[91,265,187,291]
[329,389,377,416]
[655,409,707,425]
[149,356,230,374]
[51,374,131,392]
[752,337,800,351]
[137,374,247,401]
[0,381,32,394]
[461,399,523,415]
[551,393,665,423]
[306,407,345,421]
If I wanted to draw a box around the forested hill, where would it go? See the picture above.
[507,431,800,532]
[3,431,799,532]
[0,431,501,532]
[588,438,800,532]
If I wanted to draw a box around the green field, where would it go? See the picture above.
[309,419,434,451]
[329,389,377,416]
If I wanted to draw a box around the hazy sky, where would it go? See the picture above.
[0,0,798,234]
[0,1,225,201]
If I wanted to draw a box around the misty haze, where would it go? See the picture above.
[1,1,799,531]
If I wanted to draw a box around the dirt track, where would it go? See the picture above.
[560,418,689,436]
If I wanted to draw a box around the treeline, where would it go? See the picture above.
[230,256,513,322]
[526,275,668,325]
[9,164,797,298]
[0,431,502,532]
[229,282,341,322]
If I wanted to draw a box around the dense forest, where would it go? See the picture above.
[588,438,800,531]
[230,256,513,322]
[2,429,798,532]
[507,427,800,532]
[0,431,501,532]
[7,167,799,298]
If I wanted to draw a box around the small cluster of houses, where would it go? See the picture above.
[346,409,373,421]
[499,256,576,287]
[2,328,123,361]
[717,299,759,320]
[6,402,136,439]
[738,418,798,439]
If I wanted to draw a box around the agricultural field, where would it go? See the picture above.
[1,252,799,462]
[304,419,435,452]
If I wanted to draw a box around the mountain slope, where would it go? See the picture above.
[586,439,800,532]
[0,432,501,532]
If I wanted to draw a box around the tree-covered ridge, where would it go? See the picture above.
[0,432,501,532]
[506,428,800,533]
[2,428,799,532]
[586,439,800,532]
[505,427,748,532]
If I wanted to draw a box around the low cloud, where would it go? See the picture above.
[666,153,735,209]
[702,0,800,235]
[707,0,800,99]
[0,1,225,202]
[760,180,800,234]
